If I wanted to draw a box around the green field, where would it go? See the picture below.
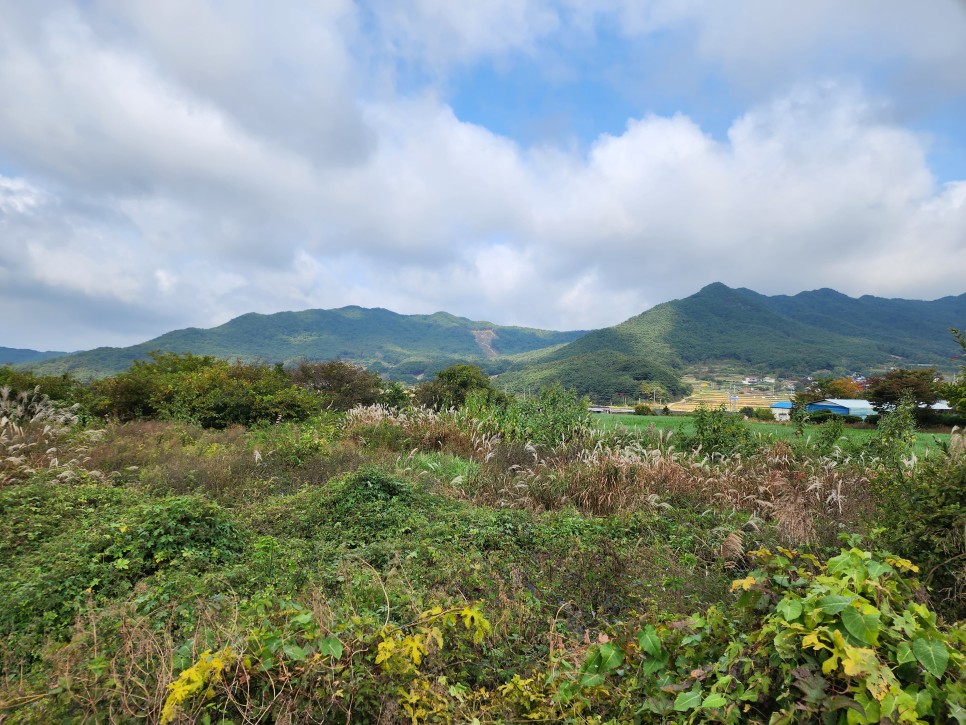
[594,413,952,454]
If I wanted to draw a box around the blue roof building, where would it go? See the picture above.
[770,400,793,421]
[805,399,876,420]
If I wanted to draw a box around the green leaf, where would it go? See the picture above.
[864,560,892,579]
[912,637,948,679]
[776,598,803,621]
[283,643,307,662]
[896,641,915,665]
[318,637,343,659]
[674,688,703,712]
[702,693,728,709]
[841,607,879,645]
[638,625,662,657]
[596,642,625,674]
[291,612,313,625]
[641,654,668,676]
[582,642,624,677]
[817,595,853,615]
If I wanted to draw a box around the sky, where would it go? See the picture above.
[1,1,965,351]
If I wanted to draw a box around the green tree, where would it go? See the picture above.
[943,328,966,415]
[91,352,317,427]
[638,381,667,403]
[289,360,383,411]
[414,364,502,410]
[866,367,941,420]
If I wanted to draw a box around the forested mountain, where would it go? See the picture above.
[0,347,69,366]
[744,287,966,365]
[13,285,966,398]
[493,283,966,397]
[18,307,584,380]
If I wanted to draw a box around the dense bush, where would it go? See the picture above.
[2,360,965,722]
[685,405,756,457]
[91,352,320,427]
[415,363,506,410]
[289,360,385,411]
[0,366,92,413]
[804,410,864,425]
[752,406,774,420]
[875,448,966,621]
[468,383,592,447]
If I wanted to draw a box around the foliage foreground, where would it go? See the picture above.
[1,379,964,723]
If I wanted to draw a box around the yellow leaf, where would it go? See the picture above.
[375,638,395,666]
[841,645,877,677]
[885,556,919,573]
[822,652,840,675]
[730,576,757,592]
[802,632,830,652]
[400,634,428,666]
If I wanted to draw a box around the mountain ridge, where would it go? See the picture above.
[11,285,966,400]
[16,306,586,380]
[492,283,966,399]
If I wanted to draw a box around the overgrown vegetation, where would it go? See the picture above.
[1,355,964,722]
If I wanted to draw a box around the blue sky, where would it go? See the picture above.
[1,1,965,350]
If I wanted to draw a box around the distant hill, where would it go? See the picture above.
[0,347,69,366]
[742,287,966,366]
[17,285,966,400]
[20,307,585,380]
[494,283,966,398]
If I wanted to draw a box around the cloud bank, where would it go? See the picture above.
[0,1,964,349]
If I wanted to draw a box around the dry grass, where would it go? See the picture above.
[344,404,477,457]
[0,385,92,486]
[341,404,872,547]
[462,437,872,548]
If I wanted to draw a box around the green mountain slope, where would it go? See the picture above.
[21,307,585,379]
[0,347,70,365]
[16,284,966,398]
[741,287,966,366]
[495,283,966,400]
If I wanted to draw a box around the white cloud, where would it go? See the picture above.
[366,0,560,71]
[0,1,963,350]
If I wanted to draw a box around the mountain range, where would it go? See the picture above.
[14,307,584,381]
[10,284,966,400]
[0,347,70,366]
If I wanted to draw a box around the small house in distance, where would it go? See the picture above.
[770,401,793,422]
[805,399,876,420]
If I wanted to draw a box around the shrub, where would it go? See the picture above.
[92,353,320,428]
[1,493,245,664]
[805,410,862,425]
[634,403,653,416]
[686,405,756,457]
[752,407,774,421]
[289,360,384,411]
[875,448,966,620]
[468,384,592,447]
[532,547,966,723]
[414,364,504,410]
[0,367,92,414]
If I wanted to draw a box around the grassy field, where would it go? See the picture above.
[594,413,952,453]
